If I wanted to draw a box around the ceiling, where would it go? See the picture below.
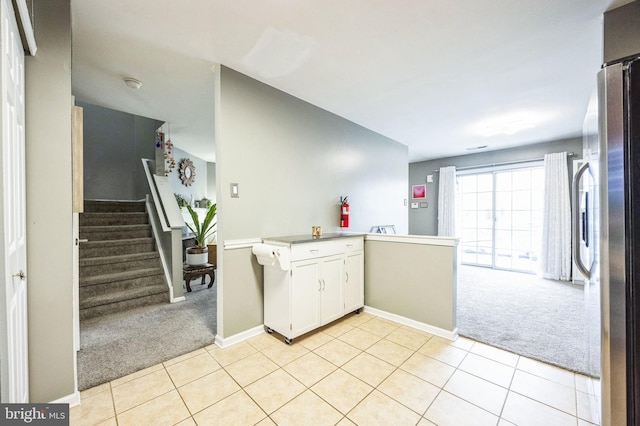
[71,0,631,164]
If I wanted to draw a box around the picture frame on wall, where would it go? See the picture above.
[412,184,426,199]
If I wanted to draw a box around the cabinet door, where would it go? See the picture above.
[320,255,344,325]
[344,251,364,313]
[291,259,321,338]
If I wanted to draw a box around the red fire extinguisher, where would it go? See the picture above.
[340,196,349,228]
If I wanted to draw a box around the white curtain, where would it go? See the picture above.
[541,152,572,280]
[438,166,456,237]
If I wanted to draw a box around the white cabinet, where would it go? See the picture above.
[262,235,364,344]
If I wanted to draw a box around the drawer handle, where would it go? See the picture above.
[310,249,320,254]
[345,272,349,283]
[346,244,354,248]
[318,279,322,291]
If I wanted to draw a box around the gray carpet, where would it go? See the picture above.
[457,265,600,377]
[77,281,217,391]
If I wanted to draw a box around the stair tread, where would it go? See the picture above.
[80,224,151,231]
[80,284,167,309]
[79,199,167,318]
[80,267,164,286]
[80,252,160,266]
[80,237,154,247]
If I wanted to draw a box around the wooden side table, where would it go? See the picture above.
[183,263,216,292]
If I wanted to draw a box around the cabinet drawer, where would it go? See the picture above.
[340,237,364,252]
[291,241,341,261]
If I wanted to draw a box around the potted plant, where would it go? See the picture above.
[185,203,217,265]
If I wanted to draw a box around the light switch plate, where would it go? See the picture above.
[230,183,239,198]
[411,202,419,209]
[427,175,433,183]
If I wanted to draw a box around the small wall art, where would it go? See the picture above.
[412,184,426,199]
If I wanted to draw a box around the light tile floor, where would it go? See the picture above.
[71,312,601,426]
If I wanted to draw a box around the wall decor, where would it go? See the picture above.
[412,184,426,199]
[157,124,176,176]
[179,158,196,186]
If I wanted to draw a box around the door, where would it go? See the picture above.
[0,0,28,403]
[457,166,544,273]
[291,259,321,338]
[319,255,343,325]
[344,251,364,313]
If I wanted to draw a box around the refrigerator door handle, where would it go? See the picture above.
[572,162,591,279]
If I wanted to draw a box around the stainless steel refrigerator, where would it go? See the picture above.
[574,56,640,426]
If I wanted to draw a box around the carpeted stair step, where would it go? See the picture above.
[79,285,169,320]
[78,199,169,320]
[80,224,152,241]
[80,212,149,227]
[80,252,162,277]
[80,238,156,259]
[84,200,146,213]
[80,272,165,300]
[80,267,164,288]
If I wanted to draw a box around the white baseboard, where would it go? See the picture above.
[51,390,80,407]
[214,325,265,348]
[171,296,186,303]
[364,306,458,341]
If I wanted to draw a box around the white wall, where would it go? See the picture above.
[216,66,408,337]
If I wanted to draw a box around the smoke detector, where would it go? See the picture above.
[123,77,142,90]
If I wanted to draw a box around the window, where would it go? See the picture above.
[457,164,544,273]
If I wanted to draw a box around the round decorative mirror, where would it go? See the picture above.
[179,158,196,186]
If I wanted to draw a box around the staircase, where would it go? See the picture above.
[79,200,169,320]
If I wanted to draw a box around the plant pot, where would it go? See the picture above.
[186,245,208,266]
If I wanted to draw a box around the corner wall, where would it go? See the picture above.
[408,137,583,235]
[216,66,408,337]
[25,0,75,402]
[78,101,163,201]
[168,146,209,203]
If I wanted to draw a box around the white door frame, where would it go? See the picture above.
[0,0,29,403]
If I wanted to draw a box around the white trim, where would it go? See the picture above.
[212,307,459,349]
[224,238,262,250]
[214,325,265,348]
[51,391,80,407]
[455,159,545,176]
[365,233,459,247]
[14,0,36,55]
[363,306,458,341]
[145,197,182,303]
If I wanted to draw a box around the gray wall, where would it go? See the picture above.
[25,0,75,402]
[408,137,583,235]
[168,146,209,203]
[79,101,163,201]
[365,239,457,332]
[217,66,408,337]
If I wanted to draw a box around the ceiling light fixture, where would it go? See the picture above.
[123,77,142,90]
[469,110,548,138]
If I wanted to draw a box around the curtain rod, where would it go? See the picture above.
[432,152,575,173]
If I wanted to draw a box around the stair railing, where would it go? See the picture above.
[141,158,186,302]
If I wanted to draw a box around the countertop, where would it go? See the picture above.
[262,233,365,245]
